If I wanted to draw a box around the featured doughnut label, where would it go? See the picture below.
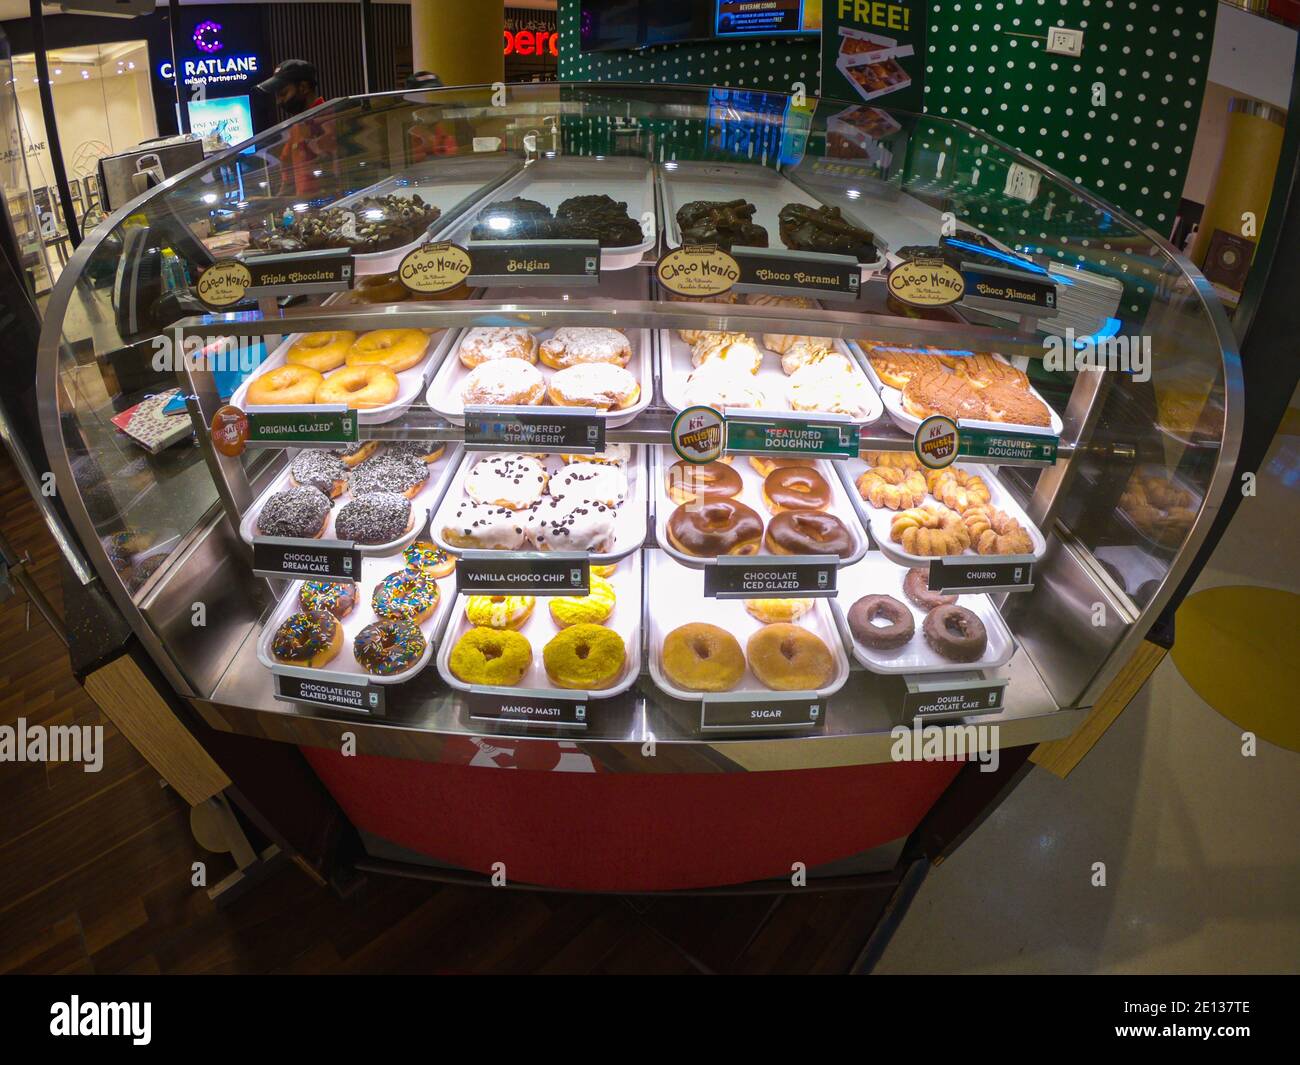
[732,246,860,300]
[902,676,1007,719]
[958,426,1059,466]
[455,552,590,596]
[960,266,1058,314]
[467,239,601,286]
[703,556,838,599]
[253,537,361,582]
[275,669,384,714]
[700,695,825,732]
[656,245,740,297]
[244,406,358,447]
[887,258,965,308]
[928,557,1034,594]
[399,241,472,293]
[464,406,605,453]
[725,416,859,459]
[466,690,588,729]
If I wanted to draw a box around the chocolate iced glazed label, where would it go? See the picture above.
[455,553,590,596]
[725,416,859,459]
[887,257,965,307]
[399,240,472,293]
[732,246,859,299]
[703,556,838,599]
[253,537,361,582]
[700,695,826,731]
[928,557,1034,594]
[464,406,605,453]
[656,245,740,297]
[903,677,1005,719]
[275,670,384,714]
[243,405,358,447]
[467,239,600,286]
[467,690,588,729]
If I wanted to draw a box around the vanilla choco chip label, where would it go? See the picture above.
[455,553,590,596]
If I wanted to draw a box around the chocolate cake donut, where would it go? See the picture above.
[922,604,987,662]
[903,567,957,611]
[848,594,915,650]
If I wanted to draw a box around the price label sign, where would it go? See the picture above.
[275,669,385,714]
[902,673,1006,719]
[960,265,1058,315]
[466,689,588,729]
[455,552,590,596]
[731,246,860,300]
[467,239,600,286]
[928,557,1034,595]
[463,406,605,453]
[244,405,358,448]
[242,249,355,298]
[253,537,361,582]
[700,693,826,731]
[958,424,1058,466]
[703,555,838,599]
[725,414,859,459]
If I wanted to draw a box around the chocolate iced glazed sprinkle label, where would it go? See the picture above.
[253,537,361,582]
[455,553,590,596]
[700,695,825,731]
[467,690,588,729]
[244,406,358,447]
[903,677,1006,719]
[467,239,600,286]
[732,246,859,299]
[703,556,838,599]
[928,557,1034,594]
[275,670,384,714]
[725,416,859,459]
[464,406,605,453]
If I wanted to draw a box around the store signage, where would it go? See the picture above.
[731,246,860,300]
[700,694,826,731]
[702,555,838,599]
[928,557,1034,595]
[158,54,261,87]
[209,405,249,457]
[275,668,384,714]
[196,259,252,308]
[960,265,1058,314]
[253,537,361,583]
[467,239,599,286]
[670,406,725,464]
[913,415,959,470]
[902,675,1006,719]
[887,257,965,307]
[237,249,354,297]
[467,690,587,729]
[725,414,859,459]
[399,241,472,294]
[243,406,358,447]
[958,425,1059,466]
[464,406,604,453]
[656,245,740,298]
[455,552,590,596]
[503,28,560,57]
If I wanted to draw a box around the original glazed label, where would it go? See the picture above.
[464,406,605,453]
[455,553,590,596]
[241,249,354,296]
[671,405,725,465]
[961,266,1057,313]
[928,557,1034,594]
[196,260,253,308]
[700,695,826,731]
[244,406,358,447]
[887,257,965,307]
[275,671,384,714]
[656,244,740,297]
[703,556,838,599]
[903,680,1005,719]
[725,416,859,459]
[958,426,1058,465]
[914,415,959,470]
[467,690,588,729]
[732,246,860,299]
[253,537,361,582]
[399,240,472,293]
[467,239,600,286]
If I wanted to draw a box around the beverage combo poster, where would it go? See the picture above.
[820,1,927,113]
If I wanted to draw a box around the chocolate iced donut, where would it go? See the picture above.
[334,492,412,545]
[903,567,958,611]
[764,510,855,558]
[848,595,915,650]
[763,466,832,512]
[922,605,987,662]
[667,498,764,557]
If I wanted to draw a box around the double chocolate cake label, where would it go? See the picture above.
[455,552,590,596]
[467,689,588,729]
[466,239,600,286]
[399,240,472,293]
[275,668,385,714]
[902,675,1007,719]
[960,265,1058,315]
[700,694,826,731]
[703,555,839,599]
[928,557,1034,594]
[253,537,361,582]
[725,415,859,459]
[887,257,965,307]
[732,246,860,300]
[243,405,358,447]
[464,405,605,453]
[958,426,1058,466]
[656,245,741,298]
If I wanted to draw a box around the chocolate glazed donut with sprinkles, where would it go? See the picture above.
[354,618,427,675]
[371,570,439,623]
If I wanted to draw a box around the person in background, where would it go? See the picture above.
[405,71,470,161]
[257,59,335,199]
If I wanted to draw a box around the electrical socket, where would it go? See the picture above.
[1046,27,1084,57]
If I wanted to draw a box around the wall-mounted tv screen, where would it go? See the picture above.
[715,0,819,38]
[579,0,818,52]
[579,0,641,52]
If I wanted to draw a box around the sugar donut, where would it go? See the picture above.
[746,623,834,691]
[458,327,537,368]
[543,623,626,690]
[247,364,323,406]
[538,327,631,369]
[661,622,745,692]
[316,365,399,409]
[286,331,355,373]
[347,329,428,374]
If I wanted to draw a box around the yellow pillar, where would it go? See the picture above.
[410,0,504,87]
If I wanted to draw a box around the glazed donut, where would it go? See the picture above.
[248,364,323,406]
[461,358,545,406]
[847,595,915,650]
[544,623,626,690]
[744,598,814,624]
[546,363,640,411]
[661,622,745,692]
[465,594,535,630]
[667,499,764,557]
[347,329,428,374]
[286,331,356,373]
[923,604,988,662]
[403,540,455,579]
[903,567,957,610]
[299,580,357,619]
[316,365,400,409]
[962,505,1034,555]
[271,610,342,668]
[290,449,347,498]
[353,619,427,676]
[746,623,834,691]
[355,273,407,304]
[256,486,332,539]
[856,466,927,510]
[371,571,439,623]
[765,510,855,558]
[449,627,532,686]
[925,468,991,511]
[747,455,812,478]
[666,460,742,504]
[890,505,971,556]
[763,466,832,513]
[549,575,616,627]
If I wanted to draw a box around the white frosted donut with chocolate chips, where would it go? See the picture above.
[548,462,627,506]
[441,501,530,549]
[526,496,618,552]
[464,454,548,510]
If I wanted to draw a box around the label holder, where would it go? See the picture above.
[956,417,1059,467]
[723,408,859,460]
[252,536,361,583]
[466,686,588,729]
[243,404,358,448]
[466,238,601,287]
[455,550,591,596]
[731,246,860,300]
[703,554,839,600]
[273,665,384,715]
[927,556,1035,595]
[902,671,1007,720]
[463,404,605,454]
[700,689,827,732]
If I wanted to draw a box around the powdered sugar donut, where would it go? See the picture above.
[787,356,873,419]
[538,327,631,369]
[461,357,544,406]
[548,462,628,506]
[441,501,530,550]
[545,362,640,410]
[682,360,768,411]
[464,454,548,510]
[457,326,537,367]
[526,497,618,552]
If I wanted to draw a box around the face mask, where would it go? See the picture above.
[280,91,310,117]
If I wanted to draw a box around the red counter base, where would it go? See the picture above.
[303,744,961,892]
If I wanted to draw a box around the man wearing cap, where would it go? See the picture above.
[257,59,334,198]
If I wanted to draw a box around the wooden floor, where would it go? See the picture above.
[0,452,890,974]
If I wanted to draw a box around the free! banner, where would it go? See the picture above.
[821,0,927,113]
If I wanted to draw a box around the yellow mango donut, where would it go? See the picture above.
[543,623,625,690]
[247,364,323,406]
[285,330,356,372]
[548,575,616,628]
[347,329,428,374]
[449,627,532,686]
[464,594,534,630]
[315,365,399,409]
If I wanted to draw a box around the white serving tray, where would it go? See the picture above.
[437,547,641,701]
[230,327,456,426]
[1113,465,1205,552]
[836,457,1047,568]
[256,549,456,686]
[650,445,868,569]
[439,155,656,271]
[242,444,462,557]
[429,447,647,565]
[425,323,652,428]
[657,160,886,274]
[848,340,1066,438]
[830,552,1015,675]
[645,548,850,702]
[658,330,883,425]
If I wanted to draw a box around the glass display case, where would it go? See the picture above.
[37,82,1241,775]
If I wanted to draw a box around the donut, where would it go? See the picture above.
[762,466,832,513]
[562,444,631,466]
[353,619,427,676]
[458,327,537,367]
[271,610,342,668]
[546,362,640,411]
[787,357,873,419]
[682,360,768,411]
[256,485,332,538]
[901,369,985,422]
[465,454,548,510]
[765,511,854,558]
[744,598,814,623]
[371,571,439,623]
[247,364,323,406]
[747,455,812,478]
[690,332,763,374]
[666,460,742,504]
[925,468,991,511]
[290,449,347,498]
[383,440,445,464]
[355,273,407,304]
[348,454,428,498]
[285,331,355,373]
[857,466,927,510]
[334,492,412,545]
[746,624,834,691]
[661,622,745,692]
[543,623,626,690]
[549,575,616,627]
[590,561,618,578]
[299,580,357,619]
[403,540,455,579]
[549,462,627,506]
[903,567,957,610]
[923,604,988,662]
[527,497,618,552]
[331,440,380,468]
[962,505,1034,555]
[891,505,971,556]
[667,499,764,557]
[861,343,943,388]
[538,327,631,369]
[977,383,1052,427]
[461,358,545,406]
[860,450,920,471]
[316,365,400,409]
[346,329,428,374]
[956,353,1029,391]
[847,595,915,650]
[441,502,529,550]
[449,627,532,686]
[779,339,838,376]
[465,594,535,630]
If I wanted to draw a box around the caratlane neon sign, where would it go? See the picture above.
[159,54,260,86]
